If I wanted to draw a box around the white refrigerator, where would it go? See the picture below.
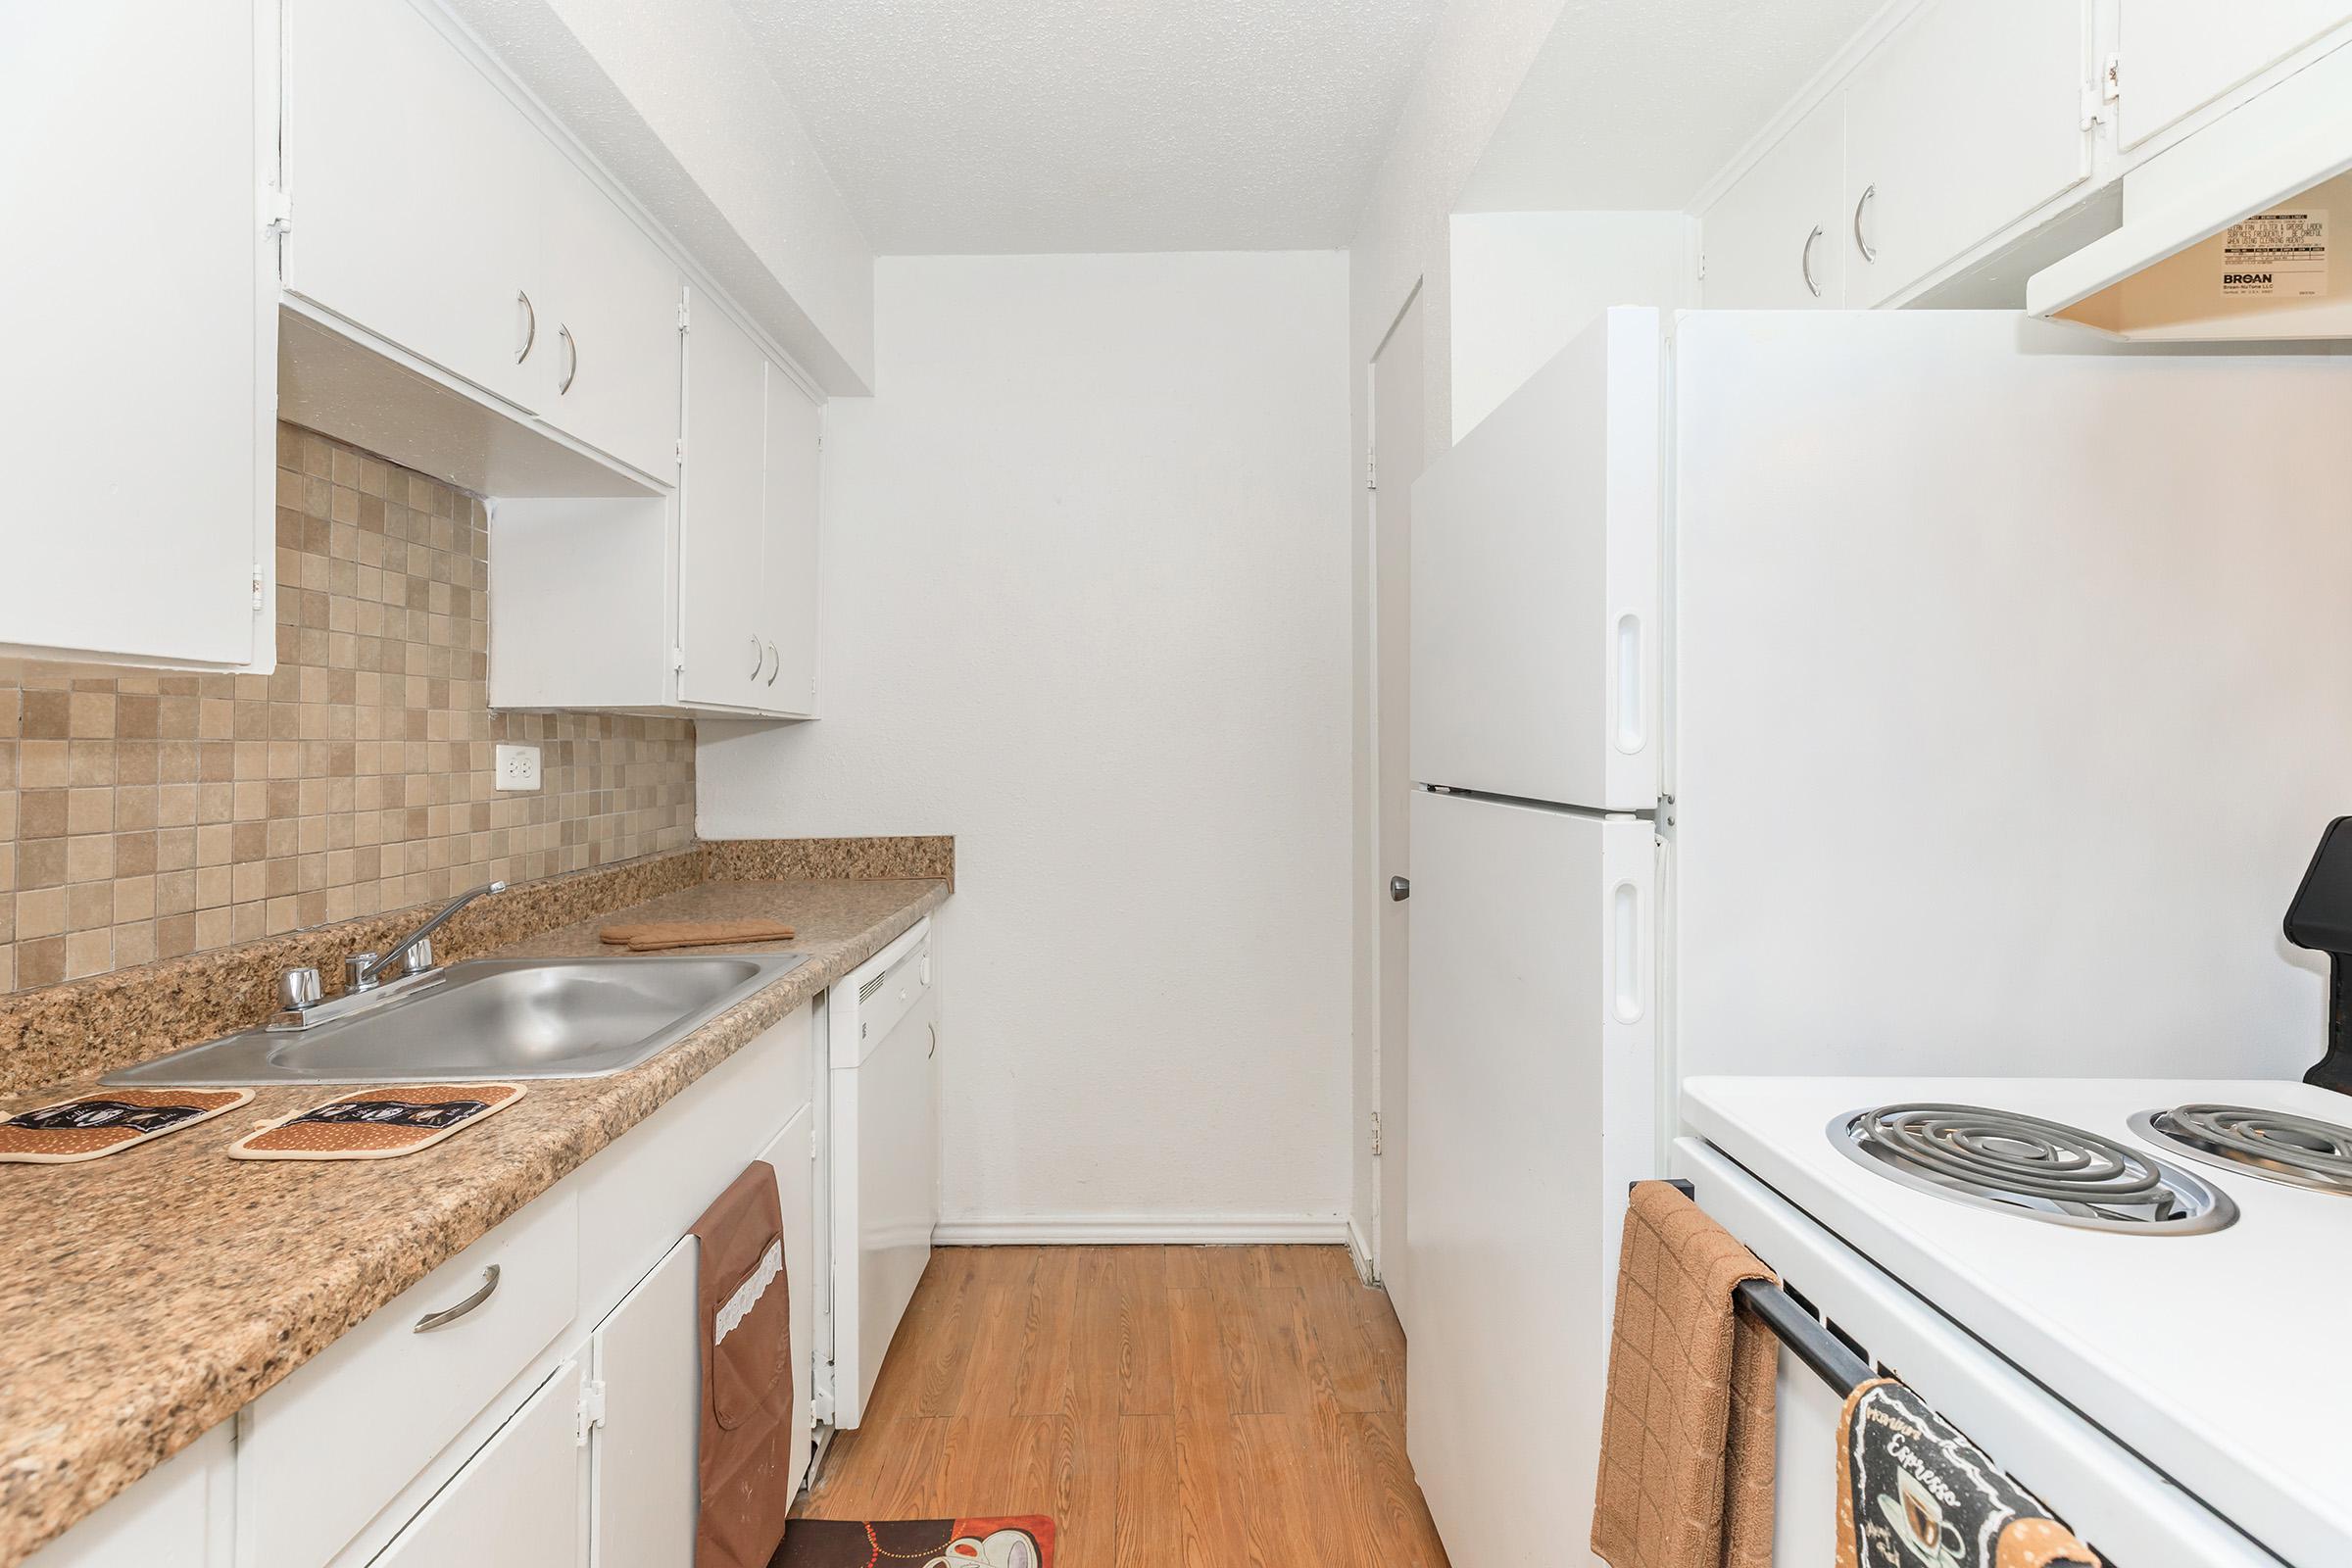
[1400,307,2352,1567]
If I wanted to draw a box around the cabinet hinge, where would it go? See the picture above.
[671,645,686,675]
[2082,54,2121,130]
[1369,1110,1384,1157]
[265,187,292,237]
[575,1378,607,1446]
[677,296,691,332]
[2101,52,2121,103]
[251,564,266,612]
[1364,452,1378,492]
[811,1122,819,1161]
[675,436,686,465]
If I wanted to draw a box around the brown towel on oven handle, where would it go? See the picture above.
[692,1162,795,1568]
[1836,1377,2100,1568]
[1592,1179,1779,1568]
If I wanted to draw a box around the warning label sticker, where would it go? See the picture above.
[2221,208,2328,298]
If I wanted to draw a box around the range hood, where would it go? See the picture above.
[2029,91,2352,341]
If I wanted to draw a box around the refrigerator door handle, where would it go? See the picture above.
[1610,877,1645,1023]
[1613,611,1645,756]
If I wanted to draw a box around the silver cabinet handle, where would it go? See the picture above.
[1800,224,1824,298]
[1390,875,1411,902]
[414,1265,501,1333]
[515,292,536,363]
[1852,184,1877,264]
[927,1021,938,1059]
[748,635,764,677]
[558,325,578,394]
[763,641,779,685]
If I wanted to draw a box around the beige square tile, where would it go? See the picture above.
[64,927,111,980]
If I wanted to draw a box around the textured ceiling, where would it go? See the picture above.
[1458,0,1887,212]
[725,0,1446,254]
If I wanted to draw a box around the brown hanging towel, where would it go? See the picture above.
[692,1162,796,1568]
[1836,1378,2100,1568]
[1591,1180,1779,1568]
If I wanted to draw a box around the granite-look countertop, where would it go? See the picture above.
[0,876,946,1565]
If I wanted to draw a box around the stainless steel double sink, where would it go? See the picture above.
[102,954,808,1087]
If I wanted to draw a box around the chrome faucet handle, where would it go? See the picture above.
[277,966,323,1012]
[401,937,434,975]
[346,953,381,994]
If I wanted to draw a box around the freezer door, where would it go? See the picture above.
[1671,310,2352,1081]
[1402,789,1656,1568]
[1410,306,1661,809]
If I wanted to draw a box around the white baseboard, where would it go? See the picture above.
[1346,1215,1378,1284]
[932,1213,1351,1247]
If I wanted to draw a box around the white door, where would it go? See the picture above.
[755,1103,819,1500]
[0,0,270,670]
[1701,93,1846,310]
[1843,0,2091,305]
[589,1241,698,1568]
[542,170,685,483]
[1409,306,1660,811]
[1403,790,1654,1568]
[677,293,768,709]
[372,1361,585,1568]
[1368,286,1424,1312]
[283,0,544,409]
[758,368,823,718]
[2117,0,2352,149]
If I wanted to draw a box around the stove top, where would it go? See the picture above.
[1833,1102,2236,1233]
[2129,1102,2352,1196]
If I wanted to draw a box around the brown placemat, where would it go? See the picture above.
[0,1089,255,1164]
[228,1084,526,1160]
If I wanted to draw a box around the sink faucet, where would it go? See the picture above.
[347,881,509,991]
[271,880,507,1030]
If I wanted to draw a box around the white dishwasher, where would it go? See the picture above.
[826,916,936,1428]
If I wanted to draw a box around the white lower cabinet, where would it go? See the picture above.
[368,1363,584,1568]
[587,1241,699,1567]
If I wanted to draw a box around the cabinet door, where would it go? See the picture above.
[677,294,768,709]
[1844,0,2091,306]
[0,0,269,670]
[2117,0,2352,149]
[284,0,543,409]
[1701,95,1844,309]
[590,1241,699,1568]
[371,1361,585,1568]
[759,370,823,718]
[541,171,685,483]
[756,1102,819,1502]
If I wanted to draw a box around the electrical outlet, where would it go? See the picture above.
[494,743,542,791]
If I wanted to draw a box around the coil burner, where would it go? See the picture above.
[1833,1102,2236,1234]
[2130,1103,2352,1197]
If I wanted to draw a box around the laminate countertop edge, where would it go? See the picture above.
[0,876,948,1566]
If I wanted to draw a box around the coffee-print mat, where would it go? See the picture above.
[1836,1377,2099,1568]
[228,1084,526,1161]
[772,1516,1052,1568]
[0,1088,255,1164]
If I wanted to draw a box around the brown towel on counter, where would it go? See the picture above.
[693,1163,795,1568]
[1836,1378,2099,1568]
[601,919,796,952]
[1592,1180,1779,1568]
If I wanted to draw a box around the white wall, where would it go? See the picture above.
[446,0,876,393]
[1448,211,1698,440]
[1345,0,1573,1264]
[697,252,1356,1240]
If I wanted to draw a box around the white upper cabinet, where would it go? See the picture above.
[284,0,680,482]
[2117,0,2352,150]
[0,0,274,671]
[678,293,774,710]
[760,368,823,719]
[1843,0,2092,305]
[1701,94,1846,309]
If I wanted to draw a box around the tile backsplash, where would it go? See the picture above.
[0,424,697,995]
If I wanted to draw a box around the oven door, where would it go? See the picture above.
[1672,1139,2282,1568]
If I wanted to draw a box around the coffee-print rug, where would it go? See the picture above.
[771,1516,1053,1568]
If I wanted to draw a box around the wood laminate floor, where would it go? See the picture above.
[797,1245,1451,1567]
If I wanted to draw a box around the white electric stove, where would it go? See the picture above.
[1676,1075,2352,1568]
